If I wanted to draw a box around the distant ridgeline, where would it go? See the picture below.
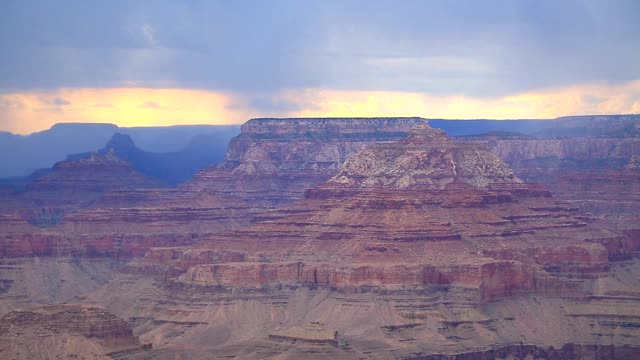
[0,114,637,182]
[429,114,640,137]
[67,133,235,186]
[0,123,241,181]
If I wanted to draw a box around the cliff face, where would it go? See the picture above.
[0,118,427,259]
[0,304,143,358]
[143,124,619,295]
[0,304,136,340]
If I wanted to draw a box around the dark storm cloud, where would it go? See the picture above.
[0,0,638,97]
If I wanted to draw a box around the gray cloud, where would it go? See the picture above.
[0,0,638,97]
[244,96,308,113]
[52,97,71,106]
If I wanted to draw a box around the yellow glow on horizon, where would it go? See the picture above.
[290,80,640,120]
[0,88,257,134]
[1,80,639,134]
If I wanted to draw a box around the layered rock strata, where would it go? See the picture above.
[0,304,144,359]
[2,118,639,358]
[143,125,622,294]
[98,123,640,358]
[466,131,640,260]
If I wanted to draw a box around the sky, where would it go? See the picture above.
[1,0,639,134]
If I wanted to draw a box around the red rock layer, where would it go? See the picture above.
[135,124,623,303]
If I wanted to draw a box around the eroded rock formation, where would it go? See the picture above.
[140,125,622,295]
[1,117,639,359]
[94,122,640,358]
[0,304,144,359]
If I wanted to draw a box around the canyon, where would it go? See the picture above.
[0,116,639,359]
